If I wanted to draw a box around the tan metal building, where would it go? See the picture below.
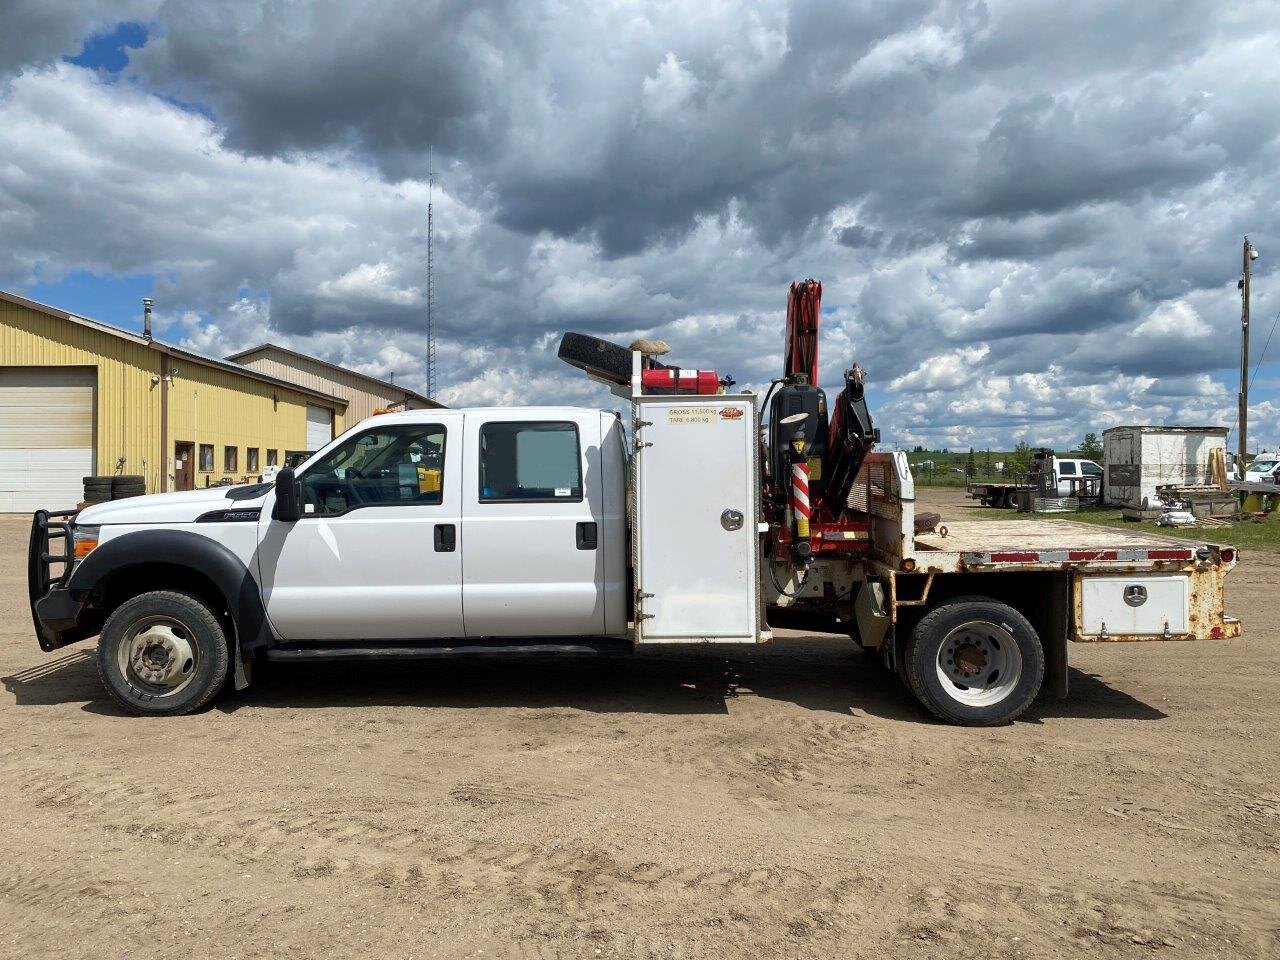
[0,290,348,510]
[226,343,440,427]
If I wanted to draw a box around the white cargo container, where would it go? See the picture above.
[1102,426,1228,508]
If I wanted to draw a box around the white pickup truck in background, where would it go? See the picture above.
[967,452,1103,507]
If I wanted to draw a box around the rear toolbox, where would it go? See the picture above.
[908,520,1240,642]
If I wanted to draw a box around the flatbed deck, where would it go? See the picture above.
[907,520,1223,573]
[916,520,1206,554]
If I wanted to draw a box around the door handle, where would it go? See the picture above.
[434,523,456,552]
[576,521,598,550]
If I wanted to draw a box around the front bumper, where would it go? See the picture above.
[28,509,87,651]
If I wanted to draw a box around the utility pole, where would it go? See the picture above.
[1239,236,1260,467]
[426,169,438,401]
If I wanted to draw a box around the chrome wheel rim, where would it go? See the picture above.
[117,616,198,697]
[935,620,1022,707]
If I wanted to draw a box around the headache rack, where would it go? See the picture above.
[28,509,77,652]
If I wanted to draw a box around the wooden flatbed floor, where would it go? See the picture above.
[914,519,1207,554]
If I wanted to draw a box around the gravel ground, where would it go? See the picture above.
[1,501,1277,959]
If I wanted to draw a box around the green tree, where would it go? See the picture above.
[1080,432,1103,461]
[1007,441,1032,477]
[965,447,977,478]
[983,448,993,476]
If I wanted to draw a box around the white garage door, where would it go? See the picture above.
[305,404,333,451]
[0,367,95,512]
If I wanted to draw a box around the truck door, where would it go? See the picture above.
[1057,459,1078,497]
[460,411,608,637]
[256,415,464,640]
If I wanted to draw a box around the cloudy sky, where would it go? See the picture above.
[3,0,1279,452]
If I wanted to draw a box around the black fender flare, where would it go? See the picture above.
[69,529,272,690]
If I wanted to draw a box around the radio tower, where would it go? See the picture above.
[425,167,438,400]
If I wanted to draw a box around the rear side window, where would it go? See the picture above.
[479,422,582,502]
[1059,461,1078,475]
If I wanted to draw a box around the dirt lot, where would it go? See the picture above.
[2,499,1278,960]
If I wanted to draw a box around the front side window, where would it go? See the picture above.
[479,421,581,502]
[300,423,446,517]
[199,444,214,471]
[1081,462,1102,476]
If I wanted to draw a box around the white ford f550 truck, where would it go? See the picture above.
[29,346,1241,725]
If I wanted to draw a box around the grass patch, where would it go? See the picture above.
[946,501,1280,552]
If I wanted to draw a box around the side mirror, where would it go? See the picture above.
[273,466,303,522]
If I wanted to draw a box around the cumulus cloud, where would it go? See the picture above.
[0,0,1278,450]
[839,23,967,88]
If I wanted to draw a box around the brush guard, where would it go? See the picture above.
[28,509,78,651]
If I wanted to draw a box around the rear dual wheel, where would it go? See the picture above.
[903,598,1043,725]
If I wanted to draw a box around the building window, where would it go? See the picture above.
[199,444,214,471]
[247,448,260,472]
[266,449,278,466]
[479,421,582,502]
[224,446,238,472]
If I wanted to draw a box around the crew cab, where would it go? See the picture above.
[30,361,1242,725]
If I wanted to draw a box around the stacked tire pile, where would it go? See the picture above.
[82,474,146,505]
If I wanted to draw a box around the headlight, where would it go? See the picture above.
[71,524,100,559]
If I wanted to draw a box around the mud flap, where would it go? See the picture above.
[1042,574,1070,699]
[233,639,252,691]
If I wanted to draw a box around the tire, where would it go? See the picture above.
[1002,490,1017,509]
[83,477,114,504]
[903,597,1044,726]
[112,475,145,498]
[557,332,636,386]
[913,511,941,535]
[96,590,230,716]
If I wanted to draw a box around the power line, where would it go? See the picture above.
[1249,302,1280,392]
[1226,300,1280,444]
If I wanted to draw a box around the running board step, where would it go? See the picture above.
[264,639,635,662]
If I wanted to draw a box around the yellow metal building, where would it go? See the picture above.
[227,343,440,423]
[0,290,347,510]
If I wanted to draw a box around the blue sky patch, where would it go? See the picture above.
[24,270,153,334]
[67,22,149,74]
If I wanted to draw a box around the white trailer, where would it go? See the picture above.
[1102,425,1228,508]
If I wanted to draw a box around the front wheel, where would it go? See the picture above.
[903,598,1043,725]
[97,590,230,716]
